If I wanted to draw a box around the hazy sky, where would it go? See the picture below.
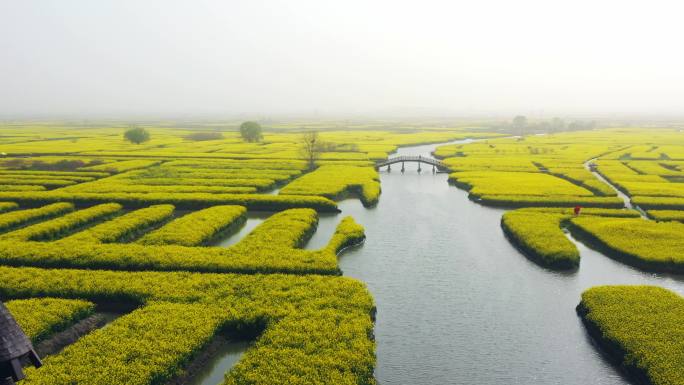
[2,0,684,118]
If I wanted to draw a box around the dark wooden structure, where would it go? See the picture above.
[0,301,41,384]
[375,155,450,173]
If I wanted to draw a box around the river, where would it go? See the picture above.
[203,139,684,385]
[308,140,684,385]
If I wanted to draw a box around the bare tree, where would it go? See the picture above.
[300,131,325,170]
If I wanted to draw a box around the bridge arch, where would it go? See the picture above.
[375,155,450,173]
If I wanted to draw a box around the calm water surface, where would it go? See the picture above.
[308,140,684,385]
[210,140,683,384]
[187,341,250,385]
[213,212,271,247]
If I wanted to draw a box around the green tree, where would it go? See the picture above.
[550,117,565,132]
[512,115,527,137]
[239,121,263,142]
[124,127,150,144]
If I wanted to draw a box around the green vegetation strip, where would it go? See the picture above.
[63,205,175,243]
[7,174,95,182]
[577,286,684,385]
[280,165,381,207]
[501,208,640,270]
[0,177,76,187]
[646,209,684,222]
[0,170,110,178]
[0,202,74,233]
[634,196,684,210]
[61,184,258,194]
[0,191,338,212]
[0,209,365,275]
[6,298,96,343]
[131,167,298,181]
[450,171,596,197]
[476,195,624,208]
[80,159,161,173]
[568,216,684,273]
[123,177,276,189]
[0,185,47,192]
[137,205,246,246]
[0,202,19,213]
[502,210,578,269]
[0,203,123,241]
[0,266,375,385]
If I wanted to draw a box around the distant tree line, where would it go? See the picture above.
[501,116,597,136]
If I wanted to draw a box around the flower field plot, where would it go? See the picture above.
[646,209,684,222]
[6,298,96,344]
[568,216,684,273]
[577,286,684,385]
[0,191,340,212]
[60,160,306,195]
[5,123,684,385]
[0,202,19,213]
[63,204,176,243]
[539,165,616,196]
[438,128,684,209]
[0,125,498,211]
[0,203,123,241]
[0,123,503,385]
[449,170,624,208]
[501,207,640,270]
[450,171,595,197]
[0,206,365,274]
[136,205,246,246]
[0,267,376,385]
[280,165,381,207]
[0,202,74,232]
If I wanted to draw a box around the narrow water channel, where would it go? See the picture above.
[213,212,271,247]
[185,341,250,385]
[584,158,648,218]
[311,140,684,385]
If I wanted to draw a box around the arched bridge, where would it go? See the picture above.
[375,155,450,173]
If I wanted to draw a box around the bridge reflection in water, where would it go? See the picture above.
[375,155,450,173]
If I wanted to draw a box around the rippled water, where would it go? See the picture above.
[310,140,684,385]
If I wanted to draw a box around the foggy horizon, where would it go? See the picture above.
[2,1,684,119]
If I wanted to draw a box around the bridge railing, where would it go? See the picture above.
[375,155,449,169]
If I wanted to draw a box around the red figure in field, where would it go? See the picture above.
[574,205,582,216]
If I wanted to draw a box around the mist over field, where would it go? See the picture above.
[4,3,684,384]
[1,0,684,118]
